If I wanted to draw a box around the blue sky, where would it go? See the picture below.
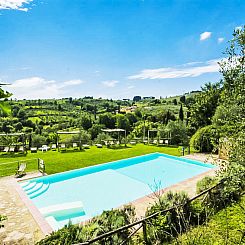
[0,0,244,99]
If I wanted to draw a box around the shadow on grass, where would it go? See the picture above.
[59,149,86,153]
[156,144,179,148]
[108,145,132,150]
[0,152,28,159]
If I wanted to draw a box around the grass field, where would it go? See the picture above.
[0,144,184,177]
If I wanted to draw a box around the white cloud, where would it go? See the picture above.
[0,0,33,11]
[128,59,221,80]
[127,85,135,89]
[62,79,85,86]
[218,37,224,44]
[200,31,212,41]
[6,77,85,99]
[102,80,119,88]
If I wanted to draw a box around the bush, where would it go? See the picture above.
[190,125,219,152]
[31,134,47,148]
[196,176,216,194]
[165,121,188,145]
[145,191,191,243]
[94,132,112,144]
[36,205,135,245]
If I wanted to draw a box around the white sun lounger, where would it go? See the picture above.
[18,146,25,153]
[16,162,26,177]
[3,146,9,153]
[9,146,15,152]
[30,147,37,153]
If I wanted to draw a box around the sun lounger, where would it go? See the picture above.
[95,144,102,148]
[73,142,79,150]
[82,144,90,149]
[16,162,26,177]
[51,144,57,151]
[30,147,37,153]
[3,146,9,153]
[60,143,66,151]
[130,141,136,145]
[153,140,158,144]
[39,145,50,152]
[18,146,25,153]
[9,146,15,153]
[159,140,164,144]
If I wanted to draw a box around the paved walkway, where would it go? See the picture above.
[0,153,218,244]
[0,173,44,245]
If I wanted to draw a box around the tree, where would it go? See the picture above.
[165,121,188,145]
[80,116,92,130]
[216,26,245,135]
[15,122,23,131]
[125,113,138,126]
[179,104,184,121]
[187,82,221,133]
[99,113,116,128]
[172,98,177,105]
[31,134,47,147]
[0,86,12,115]
[133,96,141,102]
[180,95,186,104]
[116,114,130,131]
[89,124,103,140]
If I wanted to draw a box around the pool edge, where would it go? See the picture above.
[13,179,53,235]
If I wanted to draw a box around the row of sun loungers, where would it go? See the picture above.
[30,143,91,153]
[2,146,25,153]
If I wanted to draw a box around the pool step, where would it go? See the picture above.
[22,182,36,191]
[20,181,50,199]
[29,183,50,199]
[40,201,84,217]
[26,182,43,195]
[19,181,30,188]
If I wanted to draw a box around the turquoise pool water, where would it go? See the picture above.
[20,153,215,230]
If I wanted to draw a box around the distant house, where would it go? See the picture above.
[121,105,137,113]
[143,96,155,100]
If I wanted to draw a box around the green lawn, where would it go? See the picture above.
[0,144,182,177]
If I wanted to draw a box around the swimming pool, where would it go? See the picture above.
[19,153,215,230]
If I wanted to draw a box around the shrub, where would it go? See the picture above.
[145,191,191,243]
[196,176,216,194]
[36,205,135,245]
[190,125,219,152]
[165,121,188,145]
[31,134,47,148]
[94,132,112,144]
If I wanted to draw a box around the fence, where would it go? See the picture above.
[74,182,221,245]
[0,158,43,177]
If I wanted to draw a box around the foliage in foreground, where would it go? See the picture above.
[172,195,245,245]
[36,205,135,245]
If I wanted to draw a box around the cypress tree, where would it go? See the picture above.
[179,103,184,121]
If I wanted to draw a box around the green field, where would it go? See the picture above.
[0,144,183,177]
